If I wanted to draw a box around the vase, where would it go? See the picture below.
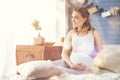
[34,33,45,45]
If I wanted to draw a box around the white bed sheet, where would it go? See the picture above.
[9,72,120,80]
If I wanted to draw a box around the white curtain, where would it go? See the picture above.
[0,0,66,79]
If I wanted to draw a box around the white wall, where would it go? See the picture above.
[0,0,66,79]
[0,0,58,44]
[56,0,67,40]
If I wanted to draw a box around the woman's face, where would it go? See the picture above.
[72,11,86,30]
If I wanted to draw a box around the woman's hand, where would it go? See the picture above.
[70,63,87,70]
[83,67,93,74]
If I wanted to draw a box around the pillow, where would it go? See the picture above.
[17,60,64,79]
[93,45,120,73]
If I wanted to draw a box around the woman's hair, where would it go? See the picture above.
[73,7,95,34]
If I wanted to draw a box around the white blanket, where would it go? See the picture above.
[9,72,120,80]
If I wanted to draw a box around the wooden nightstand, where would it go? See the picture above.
[16,45,63,65]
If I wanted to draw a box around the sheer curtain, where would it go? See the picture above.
[0,0,66,79]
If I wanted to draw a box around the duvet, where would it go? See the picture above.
[10,72,120,80]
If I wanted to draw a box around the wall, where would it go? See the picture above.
[56,0,67,41]
[67,0,120,44]
[0,0,60,78]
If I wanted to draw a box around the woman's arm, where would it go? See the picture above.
[61,49,73,67]
[93,30,103,51]
[61,30,73,67]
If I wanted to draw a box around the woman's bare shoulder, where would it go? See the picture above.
[93,29,101,36]
[68,30,75,35]
[66,30,76,39]
[92,29,102,42]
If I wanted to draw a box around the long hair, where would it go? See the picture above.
[73,7,95,34]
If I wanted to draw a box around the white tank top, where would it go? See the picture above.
[71,31,95,55]
[70,31,95,68]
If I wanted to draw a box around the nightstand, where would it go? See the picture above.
[16,45,63,65]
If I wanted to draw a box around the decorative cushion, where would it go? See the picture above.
[93,45,120,73]
[17,60,64,79]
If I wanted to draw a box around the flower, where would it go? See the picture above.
[32,20,41,31]
[32,20,42,37]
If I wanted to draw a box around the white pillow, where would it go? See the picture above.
[17,60,64,79]
[93,46,120,73]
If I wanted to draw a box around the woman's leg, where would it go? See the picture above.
[53,59,83,74]
[53,59,69,68]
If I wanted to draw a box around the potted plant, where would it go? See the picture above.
[32,20,45,45]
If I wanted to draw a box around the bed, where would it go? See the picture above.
[9,45,120,80]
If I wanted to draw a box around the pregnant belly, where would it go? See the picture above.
[70,52,93,68]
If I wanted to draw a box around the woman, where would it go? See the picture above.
[61,7,103,71]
